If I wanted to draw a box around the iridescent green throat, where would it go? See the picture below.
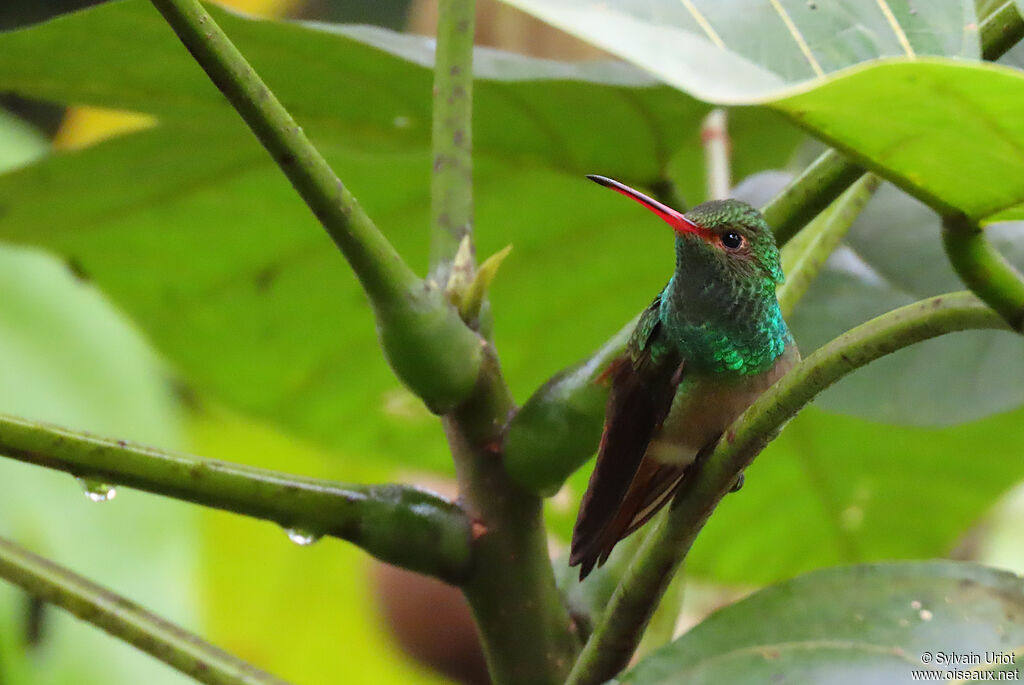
[660,241,791,377]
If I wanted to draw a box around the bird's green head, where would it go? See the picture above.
[586,175,783,288]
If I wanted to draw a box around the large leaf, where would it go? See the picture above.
[498,0,1024,223]
[497,0,979,102]
[775,59,1024,222]
[0,1,802,469]
[623,561,1024,685]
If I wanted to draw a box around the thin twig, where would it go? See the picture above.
[565,291,1009,684]
[0,414,472,583]
[0,535,291,685]
[430,0,476,279]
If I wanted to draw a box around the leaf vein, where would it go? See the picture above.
[767,0,825,79]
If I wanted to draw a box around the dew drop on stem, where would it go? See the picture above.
[76,478,116,503]
[284,527,322,546]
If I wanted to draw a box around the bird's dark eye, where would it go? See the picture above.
[721,231,744,250]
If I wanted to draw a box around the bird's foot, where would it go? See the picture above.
[729,471,745,493]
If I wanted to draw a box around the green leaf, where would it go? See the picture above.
[0,1,801,469]
[495,1,1024,222]
[496,0,979,102]
[622,561,1024,685]
[774,59,1024,221]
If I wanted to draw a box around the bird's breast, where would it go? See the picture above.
[647,344,798,466]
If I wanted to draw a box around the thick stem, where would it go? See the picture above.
[430,0,476,279]
[566,292,1009,684]
[0,535,290,685]
[761,149,865,246]
[943,213,1024,331]
[448,350,580,684]
[0,414,471,583]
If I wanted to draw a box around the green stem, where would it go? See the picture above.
[777,173,881,317]
[148,0,483,412]
[446,350,580,684]
[0,414,471,583]
[980,1,1024,61]
[565,292,1009,684]
[0,535,290,685]
[761,149,865,246]
[943,213,1024,331]
[430,0,476,279]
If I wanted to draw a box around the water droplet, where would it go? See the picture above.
[77,478,116,503]
[284,527,321,546]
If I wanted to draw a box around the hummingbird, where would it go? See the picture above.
[570,175,799,580]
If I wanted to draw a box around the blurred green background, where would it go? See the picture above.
[1,1,1023,684]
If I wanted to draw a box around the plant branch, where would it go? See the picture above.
[446,350,581,684]
[762,149,866,246]
[148,0,483,412]
[777,173,881,317]
[565,291,1009,684]
[0,535,290,685]
[0,414,471,583]
[980,0,1024,60]
[430,0,476,278]
[943,213,1024,331]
